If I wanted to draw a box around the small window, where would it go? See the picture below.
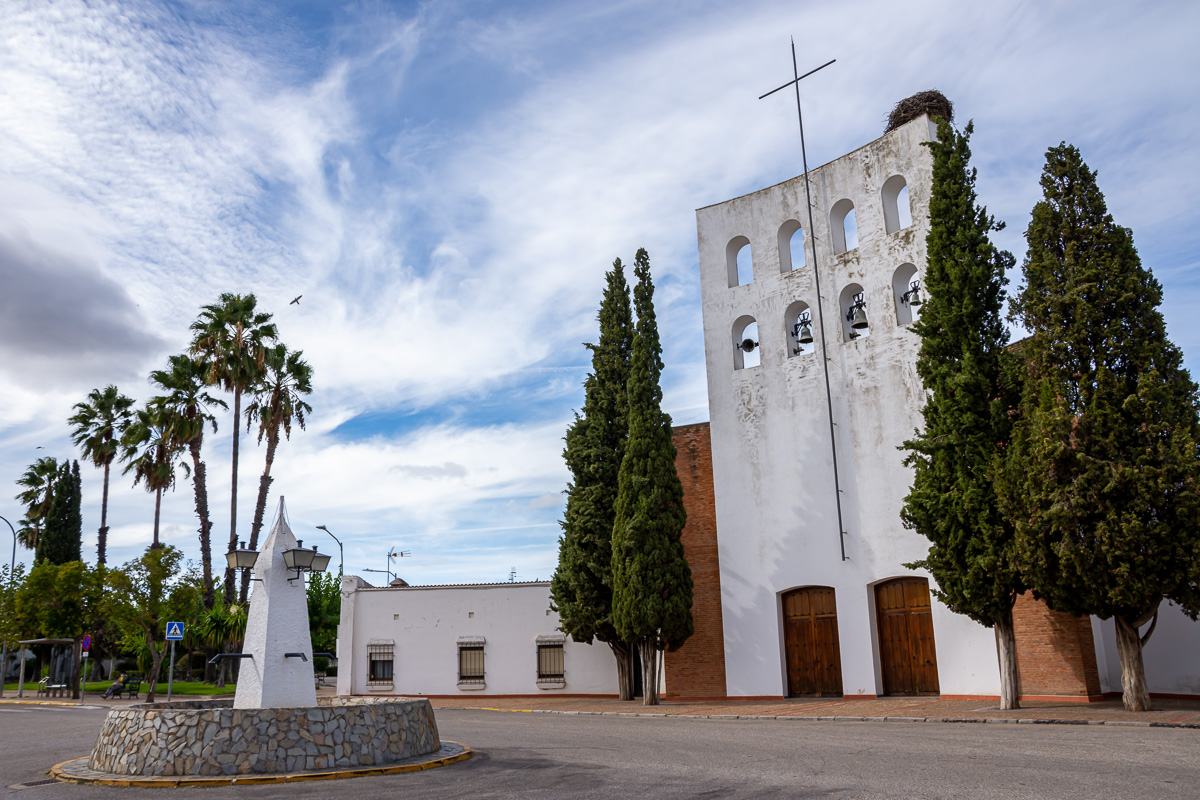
[732,316,760,370]
[830,199,858,254]
[458,645,485,683]
[778,220,805,272]
[726,236,753,287]
[881,175,912,234]
[367,641,394,685]
[785,300,814,357]
[537,644,564,681]
[839,283,870,342]
[892,263,921,325]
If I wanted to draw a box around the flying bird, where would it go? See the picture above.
[290,295,302,305]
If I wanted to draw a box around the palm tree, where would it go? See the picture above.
[68,385,135,565]
[120,399,187,548]
[241,344,313,603]
[188,293,278,604]
[195,589,247,687]
[151,355,227,611]
[14,456,59,551]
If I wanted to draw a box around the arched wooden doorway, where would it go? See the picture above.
[875,577,939,696]
[782,587,843,697]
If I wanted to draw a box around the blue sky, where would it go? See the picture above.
[2,0,1198,585]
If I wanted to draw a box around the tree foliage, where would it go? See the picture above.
[105,545,185,701]
[189,292,279,604]
[242,343,313,603]
[151,354,226,610]
[14,456,58,551]
[121,399,187,548]
[37,461,83,565]
[1000,143,1200,711]
[306,570,340,657]
[611,249,692,704]
[68,385,135,565]
[551,259,636,698]
[900,119,1023,707]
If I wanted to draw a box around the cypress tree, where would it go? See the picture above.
[900,119,1023,709]
[37,461,83,565]
[611,248,693,706]
[551,259,637,700]
[1000,143,1200,712]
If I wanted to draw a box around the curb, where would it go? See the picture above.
[48,741,472,787]
[444,706,1200,730]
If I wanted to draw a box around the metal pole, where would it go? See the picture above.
[316,526,343,576]
[0,515,15,698]
[167,640,175,701]
[761,45,849,561]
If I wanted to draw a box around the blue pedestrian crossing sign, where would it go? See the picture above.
[165,622,185,641]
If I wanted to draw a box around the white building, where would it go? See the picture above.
[337,110,1200,702]
[336,577,617,697]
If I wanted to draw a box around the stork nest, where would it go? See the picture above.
[885,90,953,133]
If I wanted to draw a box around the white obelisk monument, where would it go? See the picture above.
[234,500,318,709]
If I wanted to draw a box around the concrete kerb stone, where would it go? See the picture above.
[444,705,1200,730]
[49,741,471,787]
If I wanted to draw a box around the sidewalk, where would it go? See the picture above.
[427,694,1200,729]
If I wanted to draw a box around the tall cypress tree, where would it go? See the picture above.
[611,248,693,706]
[1000,143,1200,712]
[900,119,1023,709]
[37,461,83,565]
[551,259,637,700]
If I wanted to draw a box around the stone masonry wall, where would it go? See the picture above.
[1013,592,1102,699]
[88,698,439,776]
[665,422,728,697]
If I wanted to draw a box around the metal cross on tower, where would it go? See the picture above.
[759,44,848,562]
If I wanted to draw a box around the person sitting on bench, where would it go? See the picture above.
[103,673,128,699]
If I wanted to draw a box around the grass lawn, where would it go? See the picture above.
[84,680,236,696]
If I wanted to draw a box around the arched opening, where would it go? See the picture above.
[732,315,760,370]
[838,283,869,342]
[782,587,843,697]
[726,236,753,287]
[881,175,912,234]
[874,577,940,696]
[830,199,857,254]
[784,300,814,357]
[777,219,805,273]
[892,263,921,325]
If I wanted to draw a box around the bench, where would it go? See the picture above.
[36,677,69,698]
[114,677,142,700]
[314,672,327,689]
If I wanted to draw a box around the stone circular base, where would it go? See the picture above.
[52,741,471,786]
[87,698,441,777]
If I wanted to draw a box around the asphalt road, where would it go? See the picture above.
[2,704,1197,799]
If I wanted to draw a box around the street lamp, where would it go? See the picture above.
[315,525,343,577]
[281,541,331,583]
[0,515,14,698]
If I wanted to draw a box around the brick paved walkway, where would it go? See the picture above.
[428,694,1200,727]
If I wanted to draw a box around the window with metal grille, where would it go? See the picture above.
[537,644,564,681]
[367,642,394,684]
[458,645,485,682]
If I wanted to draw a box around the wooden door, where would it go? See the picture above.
[875,578,940,696]
[783,587,843,697]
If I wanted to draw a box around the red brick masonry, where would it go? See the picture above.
[1012,591,1102,700]
[665,423,727,697]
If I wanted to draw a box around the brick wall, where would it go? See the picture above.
[664,422,728,697]
[1012,591,1102,699]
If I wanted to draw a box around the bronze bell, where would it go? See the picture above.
[850,305,869,329]
[797,321,814,344]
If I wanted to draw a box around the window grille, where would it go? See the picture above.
[367,642,394,684]
[458,646,485,682]
[537,644,564,681]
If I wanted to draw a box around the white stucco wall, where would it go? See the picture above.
[336,578,619,697]
[696,115,1000,698]
[1092,602,1200,696]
